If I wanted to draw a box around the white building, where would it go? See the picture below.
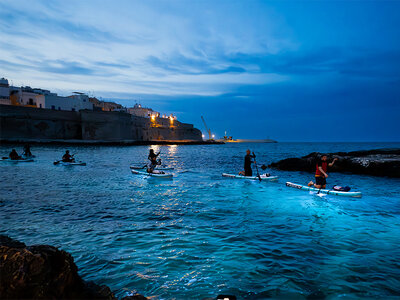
[0,78,10,105]
[9,86,44,107]
[128,103,157,117]
[11,88,93,111]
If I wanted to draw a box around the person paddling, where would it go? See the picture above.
[147,149,160,173]
[62,150,74,163]
[308,154,338,189]
[22,144,33,158]
[239,149,255,176]
[9,149,21,160]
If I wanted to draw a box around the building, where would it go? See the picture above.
[9,86,45,108]
[89,97,124,112]
[128,103,157,118]
[0,78,10,105]
[7,87,93,111]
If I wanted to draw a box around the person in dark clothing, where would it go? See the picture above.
[147,149,160,173]
[62,150,74,162]
[22,144,32,158]
[308,155,338,189]
[9,149,20,160]
[240,149,255,176]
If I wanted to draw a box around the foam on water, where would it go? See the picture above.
[1,142,400,299]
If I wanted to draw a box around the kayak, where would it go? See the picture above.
[130,165,174,171]
[286,182,362,198]
[55,161,86,166]
[1,158,34,163]
[131,169,173,178]
[222,173,278,181]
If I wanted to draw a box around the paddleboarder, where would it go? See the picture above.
[62,150,74,163]
[239,149,255,176]
[22,144,33,158]
[308,154,338,189]
[9,149,21,160]
[147,149,161,173]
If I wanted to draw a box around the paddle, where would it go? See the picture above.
[252,152,262,182]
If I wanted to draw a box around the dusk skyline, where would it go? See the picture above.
[1,0,399,141]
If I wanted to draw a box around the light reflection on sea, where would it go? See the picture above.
[1,142,400,299]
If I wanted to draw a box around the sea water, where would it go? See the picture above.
[1,142,399,299]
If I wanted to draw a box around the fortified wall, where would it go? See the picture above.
[0,105,202,142]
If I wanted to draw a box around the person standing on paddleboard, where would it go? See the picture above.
[147,149,161,173]
[308,154,338,189]
[241,149,255,176]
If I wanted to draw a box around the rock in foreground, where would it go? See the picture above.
[0,235,147,299]
[268,148,400,178]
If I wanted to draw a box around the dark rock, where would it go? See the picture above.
[0,235,148,300]
[268,148,400,178]
[121,295,149,300]
[0,235,26,248]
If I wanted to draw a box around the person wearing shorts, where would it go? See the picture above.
[308,155,338,189]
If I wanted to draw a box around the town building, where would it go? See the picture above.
[8,87,93,111]
[89,97,124,112]
[0,78,10,105]
[9,86,45,108]
[128,103,157,118]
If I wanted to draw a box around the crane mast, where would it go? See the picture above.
[201,116,213,140]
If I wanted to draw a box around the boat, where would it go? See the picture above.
[130,165,174,171]
[222,173,278,181]
[131,169,173,178]
[286,182,362,197]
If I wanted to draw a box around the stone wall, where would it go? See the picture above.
[0,105,202,142]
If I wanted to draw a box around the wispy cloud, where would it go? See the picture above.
[0,0,294,96]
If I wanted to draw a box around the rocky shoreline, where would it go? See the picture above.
[0,235,147,300]
[268,148,400,178]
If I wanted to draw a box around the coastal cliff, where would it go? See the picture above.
[0,105,203,143]
[268,149,400,178]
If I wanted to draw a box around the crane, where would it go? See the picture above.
[201,116,213,140]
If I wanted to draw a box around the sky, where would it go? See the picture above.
[1,0,399,141]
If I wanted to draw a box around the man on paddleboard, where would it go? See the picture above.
[308,154,338,189]
[62,150,74,163]
[147,149,161,173]
[239,149,255,176]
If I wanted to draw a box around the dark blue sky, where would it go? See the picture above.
[1,0,399,141]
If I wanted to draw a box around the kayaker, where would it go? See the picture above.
[62,150,74,163]
[308,155,338,189]
[239,149,255,176]
[147,149,160,173]
[9,149,21,160]
[22,144,33,158]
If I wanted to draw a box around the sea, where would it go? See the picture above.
[1,142,399,299]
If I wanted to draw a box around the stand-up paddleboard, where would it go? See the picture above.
[131,169,173,178]
[222,173,278,181]
[130,165,174,171]
[54,161,86,166]
[1,158,34,163]
[286,182,362,198]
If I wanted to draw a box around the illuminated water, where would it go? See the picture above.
[1,142,399,299]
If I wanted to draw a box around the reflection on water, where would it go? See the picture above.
[1,142,400,299]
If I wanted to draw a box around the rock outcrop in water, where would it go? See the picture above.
[0,235,148,299]
[268,148,400,178]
